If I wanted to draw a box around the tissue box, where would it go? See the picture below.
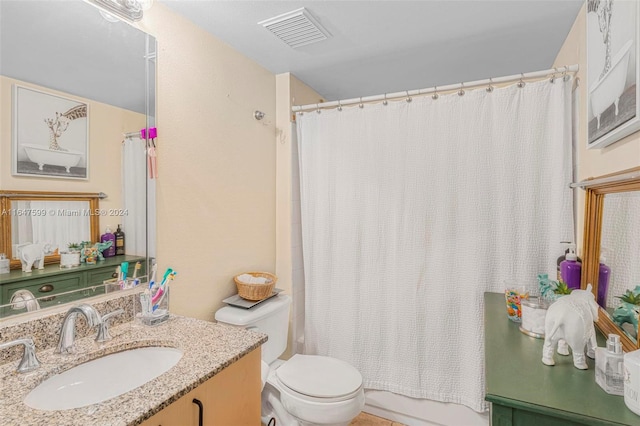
[624,350,640,416]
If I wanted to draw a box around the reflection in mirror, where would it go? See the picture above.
[0,191,101,270]
[0,0,156,320]
[11,200,91,256]
[580,167,640,353]
[601,192,640,342]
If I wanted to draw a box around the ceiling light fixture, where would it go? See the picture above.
[86,0,152,23]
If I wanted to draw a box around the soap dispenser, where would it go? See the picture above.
[596,334,624,396]
[559,244,581,290]
[597,248,611,308]
[100,226,116,258]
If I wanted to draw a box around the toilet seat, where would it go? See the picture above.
[275,355,363,403]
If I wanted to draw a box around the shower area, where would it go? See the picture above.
[288,67,576,425]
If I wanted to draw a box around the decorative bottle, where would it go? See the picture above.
[597,249,611,309]
[596,334,624,396]
[559,244,582,290]
[115,224,125,256]
[0,253,9,274]
[100,226,116,258]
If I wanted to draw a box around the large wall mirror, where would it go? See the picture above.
[0,0,156,319]
[581,167,640,353]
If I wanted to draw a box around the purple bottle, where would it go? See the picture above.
[560,244,582,290]
[597,252,611,308]
[100,226,116,258]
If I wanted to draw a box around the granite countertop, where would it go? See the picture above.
[0,315,267,426]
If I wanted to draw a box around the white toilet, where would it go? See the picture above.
[215,294,365,426]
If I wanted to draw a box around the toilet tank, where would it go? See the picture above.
[215,294,291,364]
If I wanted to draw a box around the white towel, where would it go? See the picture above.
[237,274,269,284]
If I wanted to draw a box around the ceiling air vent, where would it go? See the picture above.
[258,8,331,49]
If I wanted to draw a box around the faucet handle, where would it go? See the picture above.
[0,338,41,373]
[96,309,125,343]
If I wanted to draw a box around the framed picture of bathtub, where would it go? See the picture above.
[12,85,89,179]
[587,0,640,149]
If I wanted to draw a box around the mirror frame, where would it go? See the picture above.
[0,190,101,269]
[580,166,640,353]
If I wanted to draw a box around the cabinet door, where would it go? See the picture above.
[205,347,261,425]
[141,347,261,426]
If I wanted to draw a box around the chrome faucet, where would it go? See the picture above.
[0,338,41,373]
[96,308,125,343]
[57,304,102,354]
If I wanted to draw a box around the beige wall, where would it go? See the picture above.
[137,5,277,321]
[554,4,640,253]
[0,76,143,232]
[275,73,324,357]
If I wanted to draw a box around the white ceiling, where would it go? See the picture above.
[161,0,583,102]
[1,0,149,113]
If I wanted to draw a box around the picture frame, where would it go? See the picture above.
[586,0,640,150]
[12,84,89,179]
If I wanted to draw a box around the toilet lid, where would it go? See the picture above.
[276,355,362,398]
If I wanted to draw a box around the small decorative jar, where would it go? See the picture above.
[520,296,551,338]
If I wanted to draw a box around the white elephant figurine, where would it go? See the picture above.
[542,284,599,370]
[20,242,54,273]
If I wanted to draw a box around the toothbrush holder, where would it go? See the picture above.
[136,284,170,326]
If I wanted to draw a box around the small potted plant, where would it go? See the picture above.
[60,242,81,268]
[612,286,640,339]
[538,273,573,302]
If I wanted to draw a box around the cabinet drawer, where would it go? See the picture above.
[87,268,118,286]
[2,273,84,312]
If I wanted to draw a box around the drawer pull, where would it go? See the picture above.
[38,284,54,293]
[192,399,203,426]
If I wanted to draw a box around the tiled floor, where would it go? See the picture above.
[350,412,406,425]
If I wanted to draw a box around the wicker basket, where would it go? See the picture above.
[234,272,277,301]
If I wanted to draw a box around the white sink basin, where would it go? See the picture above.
[25,346,183,411]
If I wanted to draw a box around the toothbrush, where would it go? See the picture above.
[152,270,177,311]
[150,268,174,305]
[148,263,158,290]
[120,262,129,279]
[132,262,141,279]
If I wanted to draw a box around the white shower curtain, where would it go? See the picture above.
[297,78,574,412]
[122,137,150,257]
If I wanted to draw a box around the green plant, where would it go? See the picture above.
[616,289,640,306]
[67,242,82,252]
[554,281,573,295]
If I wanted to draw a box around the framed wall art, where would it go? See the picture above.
[587,0,640,149]
[12,85,89,179]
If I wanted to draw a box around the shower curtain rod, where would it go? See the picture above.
[292,64,579,112]
[1,192,108,199]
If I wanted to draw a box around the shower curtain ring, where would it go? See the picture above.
[337,101,343,111]
[486,78,494,93]
[383,94,388,106]
[563,66,570,82]
[359,97,364,109]
[432,86,439,100]
[517,73,526,88]
[405,91,412,103]
[316,104,321,114]
[458,83,465,96]
[550,67,559,83]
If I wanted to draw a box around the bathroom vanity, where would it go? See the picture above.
[0,302,266,426]
[0,255,146,315]
[484,292,638,425]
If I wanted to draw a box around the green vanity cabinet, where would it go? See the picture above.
[484,292,638,426]
[1,272,84,313]
[0,255,146,316]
